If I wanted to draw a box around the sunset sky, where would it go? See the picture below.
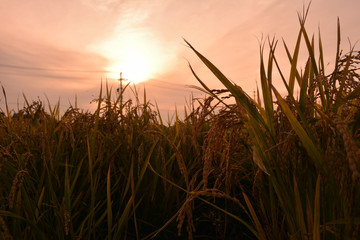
[1,0,359,118]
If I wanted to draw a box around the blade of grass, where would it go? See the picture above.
[147,163,262,239]
[243,192,267,240]
[287,29,303,94]
[260,39,275,137]
[1,86,11,121]
[184,39,269,132]
[299,59,310,112]
[318,28,325,75]
[0,211,45,239]
[188,62,231,108]
[155,101,164,126]
[293,175,307,237]
[313,175,321,240]
[135,141,158,192]
[113,196,134,238]
[269,42,318,144]
[301,22,328,110]
[86,136,95,238]
[318,28,331,111]
[200,196,263,240]
[334,18,341,73]
[70,155,86,194]
[344,86,360,101]
[107,164,113,240]
[335,52,353,113]
[283,40,302,88]
[35,186,46,220]
[64,158,71,217]
[272,87,325,173]
[326,218,360,225]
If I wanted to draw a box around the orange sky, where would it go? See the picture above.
[0,0,359,118]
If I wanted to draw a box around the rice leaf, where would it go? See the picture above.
[272,87,325,173]
[184,194,262,240]
[269,43,317,144]
[260,40,275,137]
[293,176,307,237]
[313,175,321,240]
[326,218,360,225]
[288,30,302,94]
[107,164,113,239]
[344,86,360,101]
[318,28,325,75]
[35,186,46,220]
[188,62,230,108]
[334,18,341,72]
[283,40,302,87]
[299,59,310,112]
[64,159,71,213]
[135,140,158,192]
[184,39,268,131]
[0,210,46,239]
[335,52,352,112]
[252,146,270,175]
[318,29,331,111]
[243,192,267,240]
[301,24,328,110]
[70,155,86,194]
[1,86,11,119]
[154,101,164,126]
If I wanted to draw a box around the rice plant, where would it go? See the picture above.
[185,5,360,240]
[0,6,359,240]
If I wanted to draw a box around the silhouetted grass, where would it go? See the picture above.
[1,7,359,240]
[185,5,360,240]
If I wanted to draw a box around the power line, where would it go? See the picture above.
[0,63,112,73]
[0,70,99,80]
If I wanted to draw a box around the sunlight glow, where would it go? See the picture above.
[91,26,174,85]
[105,47,152,84]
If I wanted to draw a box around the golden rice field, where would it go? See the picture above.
[1,8,359,240]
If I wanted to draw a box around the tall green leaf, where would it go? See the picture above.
[272,87,325,173]
[107,165,113,239]
[293,176,307,237]
[184,39,269,132]
[288,30,303,94]
[260,40,275,137]
[313,175,321,240]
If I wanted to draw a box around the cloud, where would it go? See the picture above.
[0,36,110,112]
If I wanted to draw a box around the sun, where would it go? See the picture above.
[91,29,173,85]
[105,47,152,84]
